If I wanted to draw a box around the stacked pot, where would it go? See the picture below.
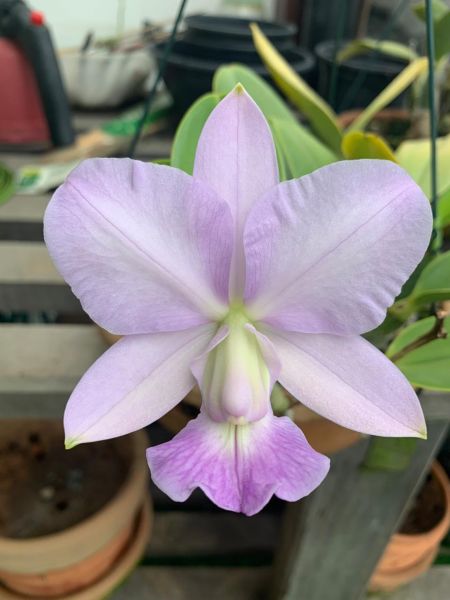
[0,421,151,599]
[154,14,315,114]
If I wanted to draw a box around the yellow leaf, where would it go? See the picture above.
[250,23,342,154]
[347,58,429,132]
[342,131,397,161]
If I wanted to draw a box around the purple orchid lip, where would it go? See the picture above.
[44,85,431,514]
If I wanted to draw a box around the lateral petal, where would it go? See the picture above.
[44,158,233,334]
[64,324,216,447]
[244,160,432,334]
[265,327,427,438]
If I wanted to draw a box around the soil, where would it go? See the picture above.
[400,472,445,535]
[0,423,128,539]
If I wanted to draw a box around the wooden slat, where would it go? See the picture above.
[0,324,106,417]
[0,194,48,241]
[110,566,270,600]
[0,241,82,312]
[111,564,450,600]
[270,422,449,600]
[147,511,279,559]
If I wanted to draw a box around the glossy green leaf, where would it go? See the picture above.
[435,12,450,59]
[337,38,418,64]
[347,58,428,132]
[410,251,450,306]
[170,93,221,174]
[213,63,297,123]
[250,23,343,154]
[413,0,449,23]
[396,133,450,198]
[387,316,450,390]
[0,163,15,206]
[270,117,338,179]
[341,131,397,161]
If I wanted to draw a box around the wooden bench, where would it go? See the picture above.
[1,126,449,599]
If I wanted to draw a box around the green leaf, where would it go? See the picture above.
[386,316,440,357]
[396,133,450,198]
[341,131,397,161]
[0,163,15,206]
[346,58,428,132]
[270,117,338,179]
[213,63,297,123]
[273,133,290,181]
[170,93,221,174]
[250,23,343,154]
[364,437,418,471]
[413,0,449,23]
[410,251,450,306]
[337,38,418,64]
[387,316,450,391]
[151,157,171,165]
[435,12,450,60]
[438,187,450,228]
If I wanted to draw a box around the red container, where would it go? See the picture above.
[0,38,49,145]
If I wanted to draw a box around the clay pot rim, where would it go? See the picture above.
[369,544,438,592]
[0,429,148,553]
[0,499,152,600]
[391,462,450,545]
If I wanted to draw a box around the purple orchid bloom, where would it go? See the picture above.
[44,86,432,516]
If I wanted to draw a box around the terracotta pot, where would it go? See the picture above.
[163,386,361,456]
[0,421,151,598]
[0,500,151,600]
[369,461,450,592]
[290,404,361,455]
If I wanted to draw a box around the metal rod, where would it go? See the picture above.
[425,0,439,251]
[338,0,409,112]
[127,0,188,158]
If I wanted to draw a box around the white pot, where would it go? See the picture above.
[59,47,155,109]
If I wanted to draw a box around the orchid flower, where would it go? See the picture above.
[44,86,432,516]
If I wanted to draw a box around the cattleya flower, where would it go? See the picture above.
[44,86,432,516]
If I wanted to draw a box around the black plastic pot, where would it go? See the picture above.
[315,40,409,112]
[155,41,315,115]
[176,35,293,63]
[294,0,364,51]
[184,14,297,45]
